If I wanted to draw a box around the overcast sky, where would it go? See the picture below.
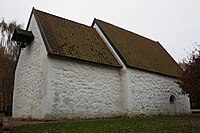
[1,0,200,62]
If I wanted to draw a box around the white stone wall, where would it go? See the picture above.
[126,68,191,116]
[44,58,122,119]
[13,15,48,119]
[13,14,191,120]
[93,23,129,115]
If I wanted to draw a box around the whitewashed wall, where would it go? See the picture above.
[126,68,191,116]
[44,58,122,119]
[13,15,191,120]
[13,14,48,119]
[93,23,191,116]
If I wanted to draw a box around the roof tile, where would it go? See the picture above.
[34,9,121,67]
[95,19,182,77]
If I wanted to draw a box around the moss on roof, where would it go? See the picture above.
[94,19,182,77]
[33,9,121,67]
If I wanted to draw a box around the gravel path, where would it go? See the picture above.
[0,117,56,131]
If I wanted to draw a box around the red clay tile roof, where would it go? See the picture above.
[31,9,121,67]
[93,19,182,78]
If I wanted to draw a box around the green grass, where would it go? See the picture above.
[12,115,200,133]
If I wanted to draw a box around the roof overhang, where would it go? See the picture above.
[11,28,34,48]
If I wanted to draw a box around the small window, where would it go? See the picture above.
[170,95,176,103]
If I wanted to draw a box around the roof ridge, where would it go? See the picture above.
[94,19,158,43]
[29,8,121,67]
[94,18,182,78]
[34,8,93,29]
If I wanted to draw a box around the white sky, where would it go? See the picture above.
[1,0,200,62]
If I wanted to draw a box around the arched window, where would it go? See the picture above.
[170,95,176,103]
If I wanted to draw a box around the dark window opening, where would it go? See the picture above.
[170,95,176,103]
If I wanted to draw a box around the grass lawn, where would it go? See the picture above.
[12,115,200,133]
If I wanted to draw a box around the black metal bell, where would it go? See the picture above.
[11,28,34,48]
[20,43,27,48]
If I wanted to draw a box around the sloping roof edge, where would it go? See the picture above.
[26,8,121,68]
[26,7,51,54]
[92,19,157,43]
[92,19,182,78]
[156,41,183,74]
[92,19,129,67]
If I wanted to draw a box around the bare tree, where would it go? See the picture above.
[0,18,22,114]
[0,19,22,60]
[177,45,200,108]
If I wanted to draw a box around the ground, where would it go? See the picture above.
[2,117,53,129]
[1,114,200,132]
[0,114,55,131]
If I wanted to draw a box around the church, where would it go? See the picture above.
[12,8,191,120]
